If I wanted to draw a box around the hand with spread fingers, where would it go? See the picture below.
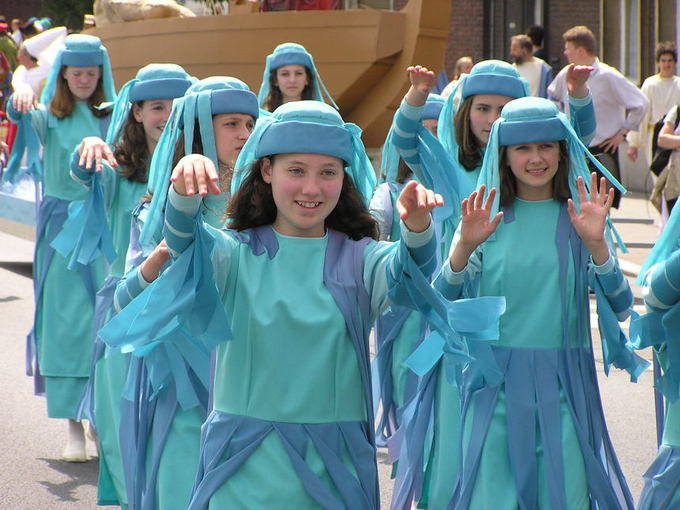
[78,136,119,173]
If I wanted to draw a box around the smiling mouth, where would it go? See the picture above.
[296,200,321,209]
[527,168,547,176]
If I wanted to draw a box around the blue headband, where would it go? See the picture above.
[257,42,338,110]
[438,60,530,158]
[422,93,445,120]
[498,117,567,145]
[130,78,192,102]
[232,100,376,205]
[62,50,103,66]
[140,76,260,248]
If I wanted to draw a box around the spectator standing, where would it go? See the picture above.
[548,25,649,208]
[627,42,680,165]
[526,24,549,62]
[0,21,17,70]
[440,56,473,99]
[510,34,552,97]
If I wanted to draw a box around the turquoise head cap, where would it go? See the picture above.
[257,42,338,110]
[437,60,530,159]
[40,34,116,110]
[422,93,445,121]
[231,100,376,206]
[478,96,626,218]
[140,76,261,247]
[105,63,194,147]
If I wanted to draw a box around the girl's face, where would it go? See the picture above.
[63,66,101,101]
[422,118,438,137]
[132,99,173,150]
[275,65,309,103]
[506,141,560,201]
[261,152,345,238]
[213,113,255,167]
[469,94,513,146]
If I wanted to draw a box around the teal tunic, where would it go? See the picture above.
[10,101,107,418]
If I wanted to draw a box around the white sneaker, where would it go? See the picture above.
[62,438,87,462]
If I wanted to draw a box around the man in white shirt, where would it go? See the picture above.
[510,34,552,98]
[626,42,680,167]
[548,25,649,207]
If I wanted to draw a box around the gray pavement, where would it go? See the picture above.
[0,193,666,508]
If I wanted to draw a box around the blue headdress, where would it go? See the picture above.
[640,204,680,283]
[437,60,530,159]
[41,34,116,121]
[4,34,116,184]
[478,97,626,227]
[140,76,260,247]
[231,100,376,206]
[257,42,338,110]
[105,63,194,147]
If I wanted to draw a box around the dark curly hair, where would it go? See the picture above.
[228,156,378,240]
[264,67,316,112]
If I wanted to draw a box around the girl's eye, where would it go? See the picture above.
[322,170,337,177]
[476,106,489,112]
[247,123,254,132]
[289,167,302,174]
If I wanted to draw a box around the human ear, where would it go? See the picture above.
[260,157,273,183]
[132,103,144,123]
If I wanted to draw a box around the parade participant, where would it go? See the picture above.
[104,99,440,509]
[370,93,450,459]
[11,26,68,97]
[6,34,116,462]
[258,42,337,112]
[633,203,680,509]
[627,42,680,166]
[59,63,192,507]
[432,95,647,509]
[548,25,649,209]
[385,63,595,509]
[100,76,260,510]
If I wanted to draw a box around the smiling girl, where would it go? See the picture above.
[100,77,261,510]
[104,100,443,509]
[258,42,337,112]
[432,96,647,509]
[60,63,192,506]
[7,34,116,463]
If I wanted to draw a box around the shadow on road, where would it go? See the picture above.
[37,457,98,503]
[0,261,32,279]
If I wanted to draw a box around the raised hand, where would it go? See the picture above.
[567,173,613,265]
[78,136,118,173]
[170,154,221,197]
[449,186,504,272]
[404,65,436,107]
[140,239,171,283]
[397,180,444,233]
[12,87,37,114]
[566,64,593,99]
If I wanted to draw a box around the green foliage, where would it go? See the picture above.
[42,0,95,31]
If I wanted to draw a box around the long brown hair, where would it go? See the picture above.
[228,156,378,240]
[264,67,315,112]
[455,96,484,171]
[114,104,150,183]
[49,66,110,119]
[498,140,571,207]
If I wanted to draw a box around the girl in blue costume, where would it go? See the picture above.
[431,95,648,509]
[258,42,337,112]
[7,34,116,462]
[369,92,450,457]
[630,192,680,508]
[387,63,598,509]
[108,99,444,509]
[60,63,192,507]
[100,76,261,510]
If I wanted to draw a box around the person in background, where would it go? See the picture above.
[441,56,473,99]
[510,34,552,98]
[526,24,548,62]
[627,42,680,166]
[0,21,17,70]
[548,25,649,209]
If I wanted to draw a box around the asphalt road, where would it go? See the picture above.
[0,195,661,508]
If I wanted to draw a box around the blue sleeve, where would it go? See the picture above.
[6,97,48,143]
[591,254,633,321]
[164,186,202,257]
[568,94,596,146]
[70,148,94,188]
[113,266,151,313]
[391,100,431,185]
[646,250,680,313]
